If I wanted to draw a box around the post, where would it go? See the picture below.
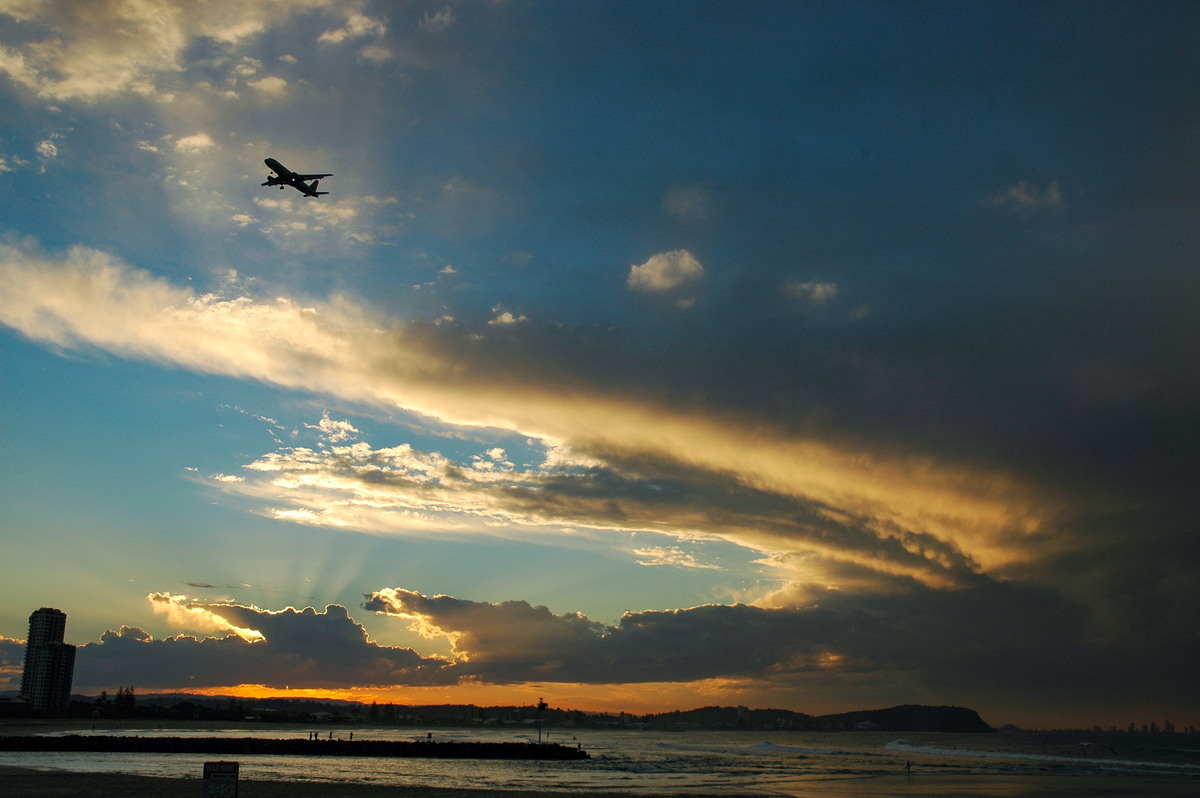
[536,698,548,744]
[203,761,239,797]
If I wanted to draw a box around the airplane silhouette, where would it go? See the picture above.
[261,158,331,197]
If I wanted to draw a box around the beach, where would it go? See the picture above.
[4,765,1194,797]
[0,766,612,798]
[3,720,1195,797]
[0,764,641,797]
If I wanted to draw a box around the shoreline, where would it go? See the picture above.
[3,720,1195,797]
[0,766,631,797]
[2,765,1194,798]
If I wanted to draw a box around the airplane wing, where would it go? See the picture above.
[292,173,332,180]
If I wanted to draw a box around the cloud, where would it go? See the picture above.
[419,7,456,33]
[75,599,452,690]
[307,411,360,443]
[488,310,528,325]
[210,409,1053,595]
[34,137,59,172]
[48,580,1182,716]
[992,181,1064,214]
[247,75,288,95]
[10,236,1192,714]
[0,636,23,691]
[663,185,712,221]
[0,241,1063,593]
[785,281,838,305]
[358,44,393,63]
[364,589,608,679]
[319,13,386,44]
[359,582,1133,707]
[250,194,393,250]
[633,546,721,570]
[149,592,265,642]
[233,57,262,77]
[173,132,215,154]
[0,0,365,102]
[627,250,704,293]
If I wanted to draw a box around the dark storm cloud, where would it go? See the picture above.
[364,583,1198,719]
[389,2,1200,682]
[73,603,452,690]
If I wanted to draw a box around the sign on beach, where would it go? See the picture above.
[203,760,239,797]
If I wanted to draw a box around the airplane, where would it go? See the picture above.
[261,157,331,197]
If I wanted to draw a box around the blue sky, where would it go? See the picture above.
[1,1,1198,728]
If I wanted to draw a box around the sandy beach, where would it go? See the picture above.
[3,721,1194,797]
[0,765,615,797]
[3,765,1194,797]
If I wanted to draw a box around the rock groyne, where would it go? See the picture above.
[0,735,589,760]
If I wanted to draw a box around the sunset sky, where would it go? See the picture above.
[1,1,1198,730]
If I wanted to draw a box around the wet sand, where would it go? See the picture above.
[0,765,616,797]
[777,772,1199,797]
[3,765,1193,797]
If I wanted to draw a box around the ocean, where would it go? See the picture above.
[2,725,1198,796]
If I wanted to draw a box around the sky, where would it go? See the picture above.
[0,1,1197,730]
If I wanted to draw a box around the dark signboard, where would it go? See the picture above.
[203,760,239,797]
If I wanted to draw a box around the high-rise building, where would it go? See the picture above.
[20,607,76,713]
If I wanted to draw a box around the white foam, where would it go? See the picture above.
[885,740,1200,771]
[654,740,857,757]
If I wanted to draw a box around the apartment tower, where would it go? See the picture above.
[20,607,76,713]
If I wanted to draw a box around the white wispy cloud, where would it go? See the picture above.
[785,281,838,304]
[251,193,393,249]
[358,44,393,63]
[663,185,712,221]
[627,250,704,292]
[419,7,456,33]
[307,411,360,443]
[993,180,1064,214]
[173,132,216,153]
[488,310,528,325]
[247,75,288,95]
[633,546,721,570]
[319,13,386,44]
[0,0,361,102]
[0,241,1062,594]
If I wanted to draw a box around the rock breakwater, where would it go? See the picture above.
[0,735,589,760]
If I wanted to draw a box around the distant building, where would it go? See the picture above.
[20,607,76,714]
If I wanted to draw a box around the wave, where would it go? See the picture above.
[653,740,863,757]
[884,740,1200,772]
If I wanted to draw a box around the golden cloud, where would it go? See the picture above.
[0,242,1067,593]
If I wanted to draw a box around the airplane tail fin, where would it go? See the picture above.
[308,179,328,197]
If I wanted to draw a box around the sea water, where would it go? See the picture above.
[3,725,1198,795]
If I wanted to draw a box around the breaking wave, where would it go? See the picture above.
[885,740,1200,772]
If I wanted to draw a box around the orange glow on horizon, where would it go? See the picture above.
[159,679,797,715]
